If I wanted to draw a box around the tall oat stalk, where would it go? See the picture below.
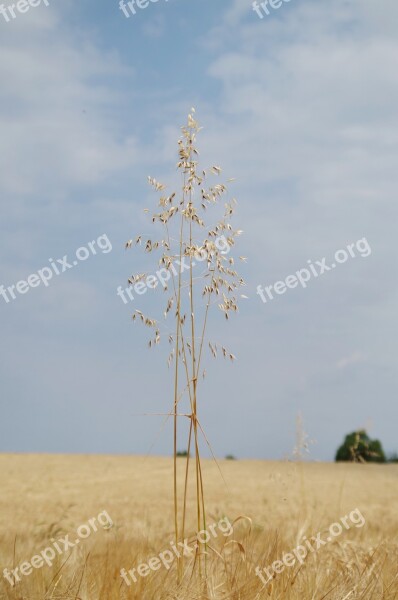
[126,109,245,583]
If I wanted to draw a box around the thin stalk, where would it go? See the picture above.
[173,203,185,583]
[181,417,193,547]
[186,137,208,579]
[166,217,195,580]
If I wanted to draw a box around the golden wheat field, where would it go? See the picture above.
[0,453,397,599]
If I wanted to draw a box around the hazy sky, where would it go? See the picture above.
[1,0,397,461]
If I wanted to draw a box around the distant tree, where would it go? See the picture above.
[225,454,237,460]
[387,453,398,463]
[335,430,386,463]
[176,450,189,457]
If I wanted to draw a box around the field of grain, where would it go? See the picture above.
[1,454,397,599]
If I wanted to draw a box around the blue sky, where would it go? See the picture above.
[1,0,397,460]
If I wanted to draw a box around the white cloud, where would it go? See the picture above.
[195,0,398,298]
[0,7,138,197]
[336,351,366,370]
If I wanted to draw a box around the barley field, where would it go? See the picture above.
[1,454,397,599]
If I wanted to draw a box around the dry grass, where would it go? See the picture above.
[126,109,245,580]
[1,453,398,599]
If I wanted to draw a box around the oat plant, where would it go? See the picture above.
[126,109,245,584]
